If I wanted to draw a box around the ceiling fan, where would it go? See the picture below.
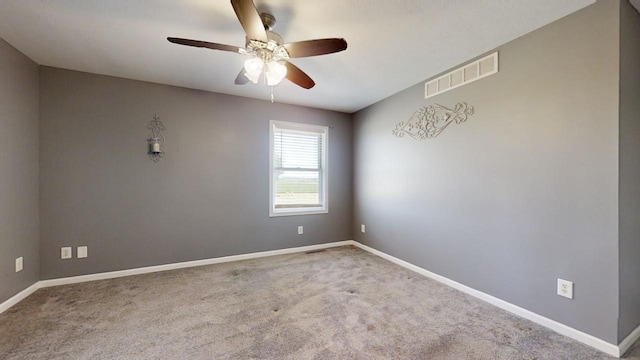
[167,0,348,90]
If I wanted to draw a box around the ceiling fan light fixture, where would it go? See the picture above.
[244,56,264,84]
[265,60,287,86]
[168,1,347,90]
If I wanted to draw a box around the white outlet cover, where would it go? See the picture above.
[77,246,88,258]
[361,224,366,233]
[61,247,72,259]
[15,257,23,272]
[297,226,303,235]
[557,278,574,299]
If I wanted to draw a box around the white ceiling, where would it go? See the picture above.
[0,0,595,113]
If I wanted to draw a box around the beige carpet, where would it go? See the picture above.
[1,246,638,359]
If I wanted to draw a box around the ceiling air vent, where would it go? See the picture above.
[425,52,498,99]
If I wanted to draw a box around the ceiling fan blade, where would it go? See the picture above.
[167,37,242,53]
[235,68,249,85]
[231,0,268,42]
[284,38,348,58]
[284,62,315,89]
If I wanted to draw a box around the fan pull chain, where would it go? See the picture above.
[271,86,275,103]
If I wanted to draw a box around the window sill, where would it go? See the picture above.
[269,208,328,217]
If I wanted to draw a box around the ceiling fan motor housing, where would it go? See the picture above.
[244,34,282,49]
[266,30,283,45]
[244,13,286,60]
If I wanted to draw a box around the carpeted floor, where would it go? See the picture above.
[1,246,638,359]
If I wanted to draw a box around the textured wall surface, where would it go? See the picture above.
[353,1,621,343]
[39,67,352,279]
[618,0,640,343]
[0,39,40,303]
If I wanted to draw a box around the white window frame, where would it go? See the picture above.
[269,120,328,217]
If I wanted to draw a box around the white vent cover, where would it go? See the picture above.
[425,52,498,99]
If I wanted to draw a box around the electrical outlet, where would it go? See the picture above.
[361,224,366,233]
[15,257,23,272]
[297,226,303,235]
[61,247,72,259]
[77,246,88,258]
[557,278,573,299]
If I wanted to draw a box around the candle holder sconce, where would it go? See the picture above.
[147,115,165,162]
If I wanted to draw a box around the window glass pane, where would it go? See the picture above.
[274,170,320,208]
[275,171,322,208]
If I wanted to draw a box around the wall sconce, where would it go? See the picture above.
[147,115,165,162]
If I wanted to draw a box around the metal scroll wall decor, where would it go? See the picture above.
[147,115,166,162]
[392,102,475,140]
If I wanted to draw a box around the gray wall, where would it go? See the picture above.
[353,0,621,343]
[39,67,352,279]
[618,0,640,342]
[0,39,40,303]
[3,0,636,346]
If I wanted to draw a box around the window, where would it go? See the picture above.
[269,120,328,217]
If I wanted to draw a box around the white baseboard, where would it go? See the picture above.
[38,241,354,288]
[620,323,640,357]
[0,282,40,315]
[0,239,634,357]
[1,240,352,315]
[350,241,622,358]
